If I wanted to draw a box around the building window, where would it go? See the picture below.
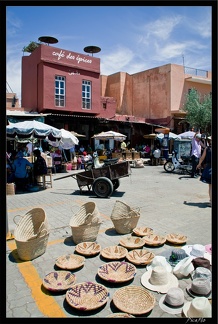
[103,102,107,109]
[55,76,65,107]
[82,80,91,109]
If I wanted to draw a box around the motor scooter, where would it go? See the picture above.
[163,150,192,174]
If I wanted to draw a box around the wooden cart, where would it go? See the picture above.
[55,161,131,198]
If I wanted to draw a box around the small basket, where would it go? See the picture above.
[111,200,140,234]
[166,233,187,245]
[119,236,146,250]
[55,254,85,270]
[42,271,76,292]
[143,234,166,246]
[107,313,135,318]
[13,208,49,261]
[100,245,128,260]
[75,242,101,256]
[98,261,136,283]
[133,227,153,237]
[112,285,156,315]
[69,202,102,244]
[126,249,155,266]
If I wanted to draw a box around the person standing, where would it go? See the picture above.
[33,149,47,185]
[13,151,33,190]
[196,136,212,207]
[190,133,202,178]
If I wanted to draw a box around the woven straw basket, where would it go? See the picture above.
[69,202,102,244]
[13,208,49,261]
[6,183,15,195]
[110,200,140,234]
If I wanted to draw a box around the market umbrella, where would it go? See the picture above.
[47,128,79,149]
[6,120,62,139]
[70,131,86,138]
[92,130,127,142]
[156,132,180,140]
[177,131,196,139]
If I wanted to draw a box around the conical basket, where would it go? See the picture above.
[110,200,140,234]
[69,202,102,244]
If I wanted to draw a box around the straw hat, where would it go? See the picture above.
[182,244,211,264]
[182,297,212,318]
[146,256,172,273]
[173,256,195,278]
[191,267,212,282]
[186,278,212,299]
[141,265,178,293]
[159,287,185,314]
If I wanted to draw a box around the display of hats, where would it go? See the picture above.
[161,248,188,266]
[192,257,211,270]
[97,261,136,283]
[66,282,109,311]
[126,249,155,266]
[112,285,156,315]
[75,242,101,256]
[141,265,179,293]
[173,256,195,278]
[146,256,172,273]
[205,244,212,254]
[159,287,185,314]
[55,254,85,270]
[143,234,166,246]
[182,244,211,264]
[166,233,187,245]
[132,226,153,237]
[42,271,76,292]
[191,267,212,282]
[186,278,212,299]
[119,236,146,249]
[182,297,212,318]
[100,245,127,260]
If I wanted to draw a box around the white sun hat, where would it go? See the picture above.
[159,287,185,314]
[141,265,178,294]
[173,256,195,278]
[182,297,212,318]
[146,256,172,273]
[191,267,212,282]
[182,244,211,265]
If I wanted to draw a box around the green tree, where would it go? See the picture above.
[23,41,39,53]
[183,88,212,134]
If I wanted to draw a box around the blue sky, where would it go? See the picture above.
[6,5,212,104]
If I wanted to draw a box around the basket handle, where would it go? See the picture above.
[26,228,48,241]
[13,214,23,225]
[128,207,140,216]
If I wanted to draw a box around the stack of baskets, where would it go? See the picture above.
[69,202,102,244]
[13,208,49,261]
[110,200,140,234]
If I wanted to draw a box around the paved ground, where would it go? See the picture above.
[6,163,213,320]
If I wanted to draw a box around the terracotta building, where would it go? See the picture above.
[7,43,211,147]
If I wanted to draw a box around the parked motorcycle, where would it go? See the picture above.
[163,150,192,174]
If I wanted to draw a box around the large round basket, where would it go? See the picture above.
[110,200,140,234]
[55,254,85,270]
[13,208,49,261]
[42,271,76,292]
[75,242,101,256]
[98,261,136,283]
[69,202,102,244]
[66,282,109,311]
[112,285,156,315]
[100,245,127,260]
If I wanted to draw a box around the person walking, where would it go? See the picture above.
[196,136,212,207]
[190,133,203,178]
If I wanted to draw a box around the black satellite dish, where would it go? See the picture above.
[84,46,101,56]
[38,36,58,46]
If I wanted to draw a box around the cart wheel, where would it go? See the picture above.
[92,177,113,198]
[112,179,120,191]
[164,161,175,173]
